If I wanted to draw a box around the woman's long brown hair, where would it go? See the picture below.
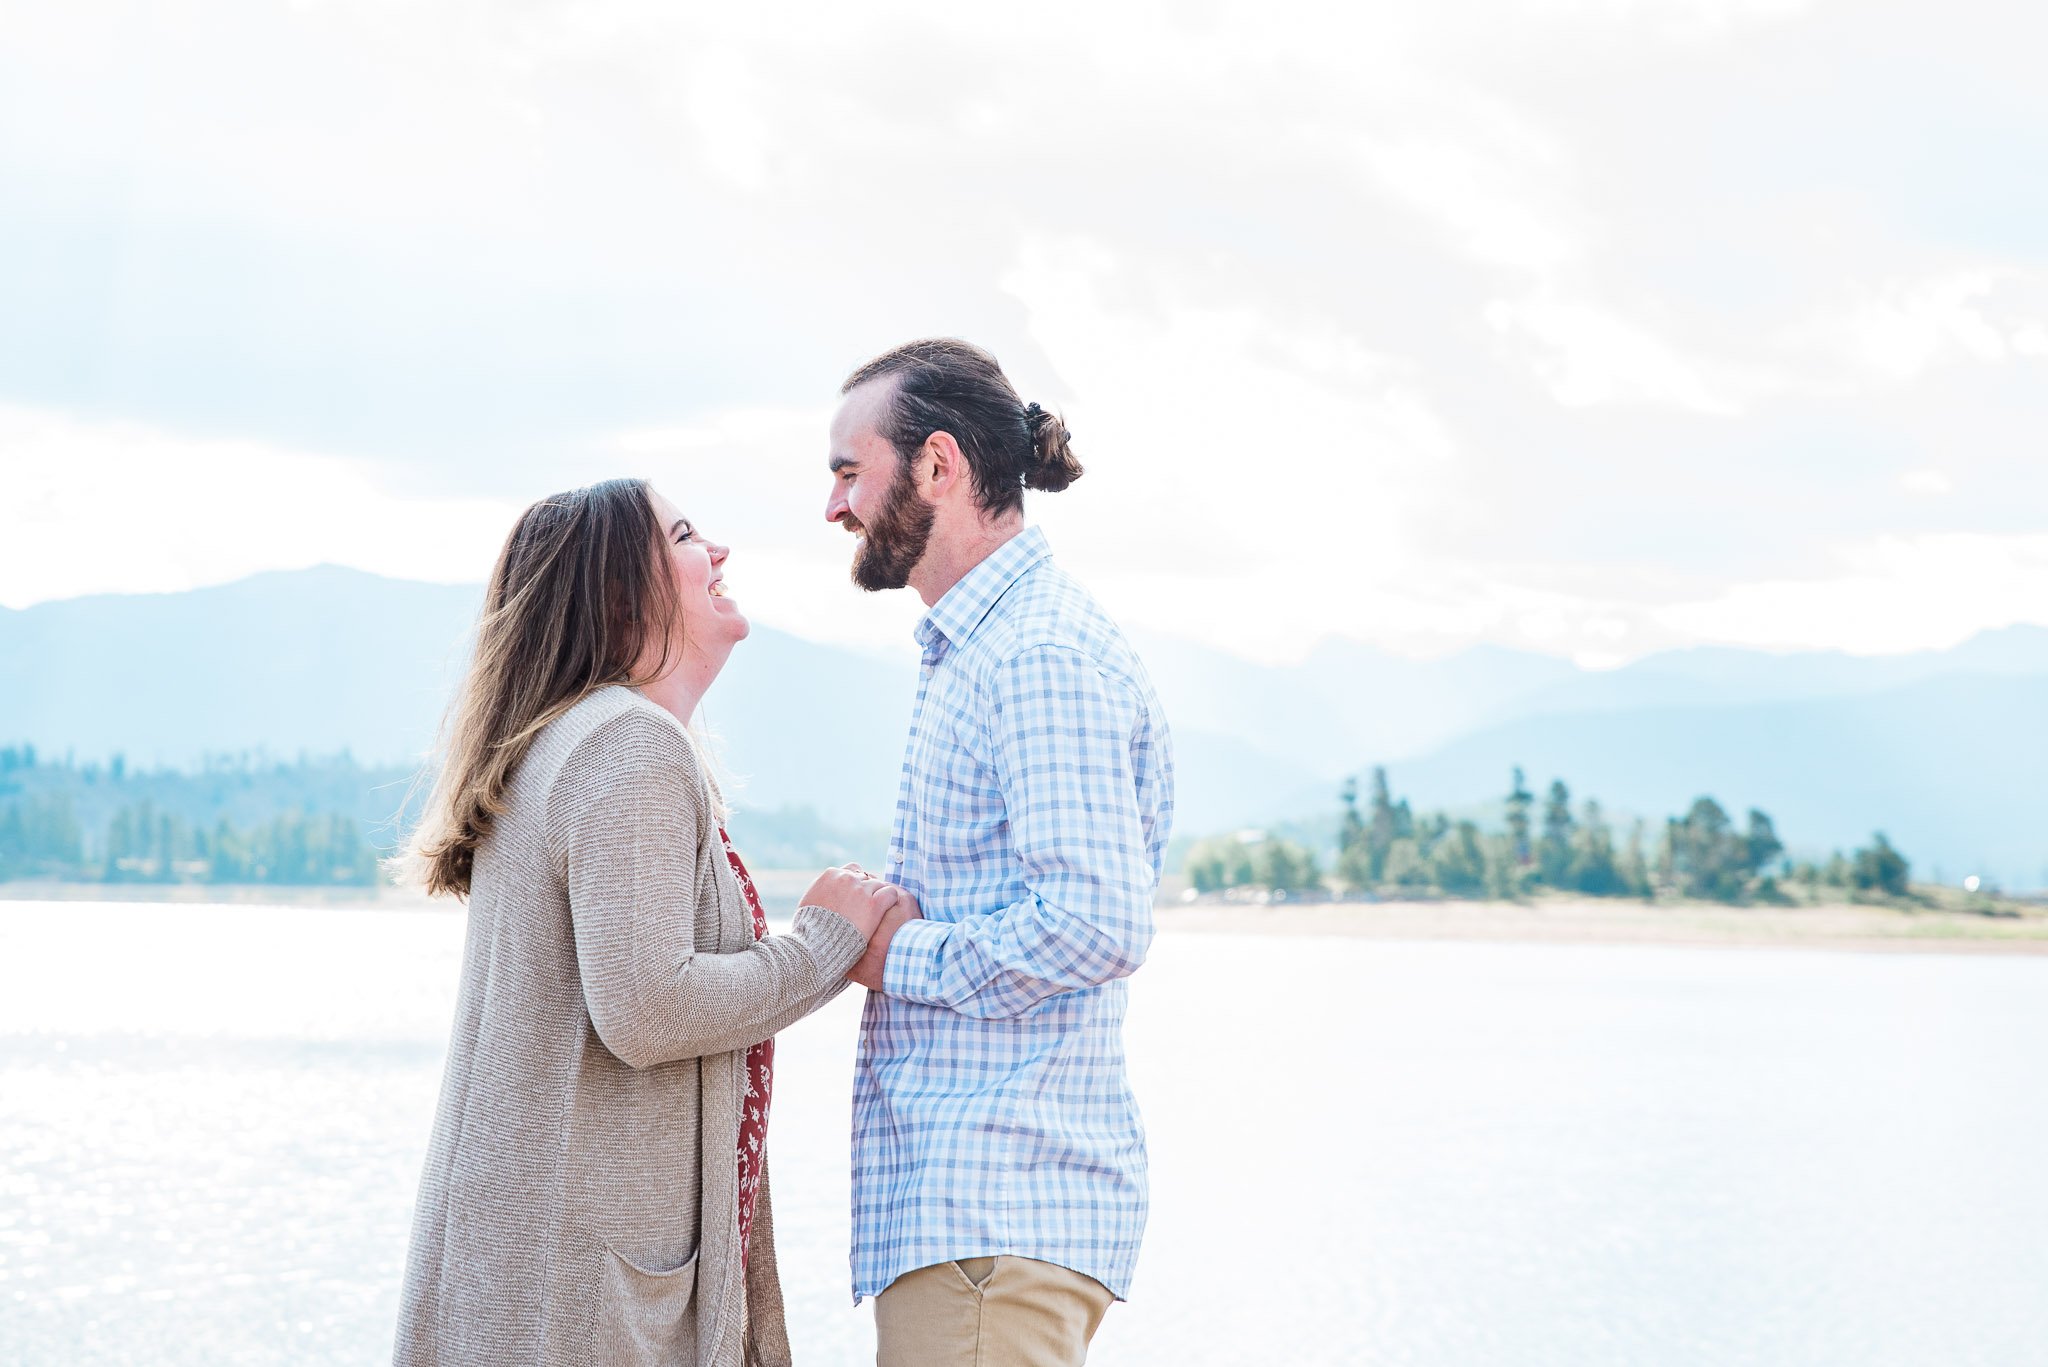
[403,478,681,898]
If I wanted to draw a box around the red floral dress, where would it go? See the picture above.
[719,827,774,1266]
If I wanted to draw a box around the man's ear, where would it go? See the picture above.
[922,431,965,498]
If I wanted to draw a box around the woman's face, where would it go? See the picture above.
[645,487,750,660]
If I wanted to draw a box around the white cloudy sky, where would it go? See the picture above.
[2,0,2044,664]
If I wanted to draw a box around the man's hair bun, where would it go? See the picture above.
[1021,401,1083,493]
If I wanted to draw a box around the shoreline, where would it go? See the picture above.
[1158,894,2048,955]
[0,880,431,911]
[5,879,2045,955]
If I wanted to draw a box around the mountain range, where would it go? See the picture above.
[3,566,2043,888]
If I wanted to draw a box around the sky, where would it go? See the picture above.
[1,0,2044,665]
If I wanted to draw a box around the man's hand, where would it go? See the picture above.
[800,866,896,940]
[847,890,923,992]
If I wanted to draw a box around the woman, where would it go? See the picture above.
[393,478,893,1366]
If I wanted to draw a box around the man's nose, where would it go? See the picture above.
[825,487,848,522]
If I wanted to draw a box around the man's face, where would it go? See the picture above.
[826,381,936,592]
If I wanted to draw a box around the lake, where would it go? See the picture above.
[2,899,2045,1365]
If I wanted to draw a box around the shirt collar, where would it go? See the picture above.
[915,526,1053,658]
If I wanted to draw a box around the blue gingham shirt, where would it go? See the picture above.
[851,526,1174,1303]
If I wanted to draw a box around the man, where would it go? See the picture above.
[824,338,1174,1367]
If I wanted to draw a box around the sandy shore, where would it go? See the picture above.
[6,878,2045,954]
[1157,894,2048,955]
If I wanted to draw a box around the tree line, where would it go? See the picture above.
[0,793,382,885]
[0,744,399,885]
[0,744,886,885]
[1185,766,1913,905]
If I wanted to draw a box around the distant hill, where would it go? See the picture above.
[1484,628,2048,720]
[1131,632,1584,783]
[3,567,2044,887]
[0,566,916,828]
[1284,675,2048,891]
[0,566,479,765]
[1136,624,2048,781]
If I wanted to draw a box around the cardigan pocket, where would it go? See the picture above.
[591,1241,699,1365]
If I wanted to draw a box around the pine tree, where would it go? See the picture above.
[1744,809,1783,877]
[1431,821,1488,894]
[1503,767,1534,881]
[1366,767,1399,882]
[1620,819,1653,900]
[1337,777,1372,892]
[1823,851,1850,888]
[1655,818,1679,894]
[1228,842,1257,889]
[1670,797,1755,902]
[1537,779,1575,886]
[1852,833,1910,898]
[1568,799,1621,895]
[1383,838,1428,888]
[1239,837,1322,895]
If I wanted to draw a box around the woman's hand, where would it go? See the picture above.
[800,865,896,939]
[846,891,922,991]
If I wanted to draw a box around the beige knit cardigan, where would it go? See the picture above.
[394,685,867,1367]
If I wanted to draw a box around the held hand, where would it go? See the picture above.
[800,867,893,939]
[847,891,923,992]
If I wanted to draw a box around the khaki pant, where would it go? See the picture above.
[874,1256,1115,1367]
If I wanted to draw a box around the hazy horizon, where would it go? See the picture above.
[11,560,2048,671]
[7,562,2043,887]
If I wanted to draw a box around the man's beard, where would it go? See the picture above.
[848,457,936,592]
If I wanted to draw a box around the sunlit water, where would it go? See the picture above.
[3,899,2045,1366]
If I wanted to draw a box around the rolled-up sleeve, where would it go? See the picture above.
[882,644,1155,1018]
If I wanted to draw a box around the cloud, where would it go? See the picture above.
[1519,0,1815,41]
[2,0,2045,666]
[1486,268,2048,417]
[1483,290,1778,414]
[1355,120,1581,275]
[1781,269,2048,385]
[0,404,521,609]
[1654,532,2048,654]
[997,234,1472,658]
